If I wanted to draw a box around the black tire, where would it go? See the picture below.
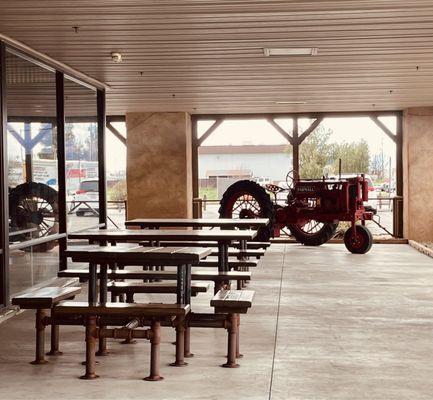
[288,221,338,246]
[344,225,373,254]
[76,211,85,217]
[9,182,59,252]
[219,180,275,241]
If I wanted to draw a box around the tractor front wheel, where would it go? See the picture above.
[344,225,373,254]
[288,221,338,246]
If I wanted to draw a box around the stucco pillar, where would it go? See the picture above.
[126,112,192,219]
[403,107,433,241]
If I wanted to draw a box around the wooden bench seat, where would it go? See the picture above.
[197,259,257,268]
[107,281,210,302]
[58,269,251,289]
[211,289,255,314]
[149,240,271,249]
[209,249,265,259]
[12,286,81,309]
[54,301,190,381]
[54,301,190,318]
[12,286,82,365]
[210,289,255,368]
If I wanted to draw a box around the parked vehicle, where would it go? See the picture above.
[72,179,99,216]
[254,176,271,187]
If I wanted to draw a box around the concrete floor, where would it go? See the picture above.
[1,243,433,399]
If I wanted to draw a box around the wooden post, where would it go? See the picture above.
[292,117,299,179]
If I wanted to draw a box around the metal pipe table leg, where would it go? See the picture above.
[30,309,48,365]
[46,321,62,356]
[184,326,194,358]
[80,316,99,379]
[143,320,164,381]
[96,264,109,356]
[236,314,243,358]
[170,320,187,367]
[221,313,239,368]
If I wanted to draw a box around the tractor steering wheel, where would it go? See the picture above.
[285,169,298,189]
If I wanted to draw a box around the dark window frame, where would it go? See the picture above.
[0,40,106,306]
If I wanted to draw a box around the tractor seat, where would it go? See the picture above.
[265,184,286,193]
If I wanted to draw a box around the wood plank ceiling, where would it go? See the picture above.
[1,0,433,115]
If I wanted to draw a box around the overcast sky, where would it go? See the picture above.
[8,117,397,174]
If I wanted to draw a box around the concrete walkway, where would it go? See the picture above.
[0,244,433,399]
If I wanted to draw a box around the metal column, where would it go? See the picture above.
[395,112,404,237]
[97,89,107,227]
[56,71,67,270]
[0,41,9,307]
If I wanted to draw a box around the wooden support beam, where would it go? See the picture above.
[30,123,52,149]
[106,121,126,146]
[298,117,323,144]
[6,125,25,147]
[370,115,396,143]
[191,120,199,200]
[197,118,223,146]
[266,118,293,145]
[292,117,299,179]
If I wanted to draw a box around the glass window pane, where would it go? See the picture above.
[106,121,126,228]
[6,49,59,296]
[64,78,99,232]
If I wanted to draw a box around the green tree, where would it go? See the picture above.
[299,125,334,178]
[332,139,370,174]
[108,179,127,202]
[298,126,371,178]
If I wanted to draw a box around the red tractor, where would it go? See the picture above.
[219,172,375,253]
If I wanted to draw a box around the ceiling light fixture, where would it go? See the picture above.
[111,52,123,63]
[263,48,318,57]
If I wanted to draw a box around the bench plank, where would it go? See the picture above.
[108,281,209,296]
[12,286,81,309]
[209,249,265,258]
[197,259,257,268]
[54,301,190,317]
[155,240,270,249]
[211,290,255,309]
[58,269,251,282]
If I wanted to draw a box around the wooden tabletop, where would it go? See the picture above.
[65,245,213,265]
[68,229,257,242]
[125,218,269,229]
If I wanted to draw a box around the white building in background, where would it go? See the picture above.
[198,144,292,182]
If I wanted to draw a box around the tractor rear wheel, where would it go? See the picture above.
[219,180,274,241]
[343,225,373,254]
[9,182,59,252]
[288,220,338,246]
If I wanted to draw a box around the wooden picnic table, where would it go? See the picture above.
[125,218,269,230]
[68,229,257,273]
[65,245,212,305]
